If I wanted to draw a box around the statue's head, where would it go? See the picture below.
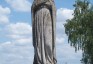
[32,0,55,12]
[34,0,54,2]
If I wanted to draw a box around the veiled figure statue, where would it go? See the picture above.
[31,0,57,64]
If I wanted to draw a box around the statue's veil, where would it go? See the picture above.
[33,0,54,5]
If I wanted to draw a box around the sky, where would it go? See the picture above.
[0,0,92,64]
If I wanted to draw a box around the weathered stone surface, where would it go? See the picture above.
[31,0,57,64]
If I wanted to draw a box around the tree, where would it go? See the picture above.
[64,0,93,64]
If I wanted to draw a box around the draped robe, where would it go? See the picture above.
[31,0,57,64]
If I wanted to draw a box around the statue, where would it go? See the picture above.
[31,0,57,64]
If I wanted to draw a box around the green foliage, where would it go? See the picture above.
[64,0,93,64]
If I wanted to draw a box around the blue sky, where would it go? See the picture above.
[0,0,92,64]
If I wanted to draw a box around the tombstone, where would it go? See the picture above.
[31,0,57,64]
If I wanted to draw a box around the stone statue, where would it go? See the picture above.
[31,0,57,64]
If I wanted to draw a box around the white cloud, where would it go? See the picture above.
[57,44,82,64]
[14,37,32,46]
[0,5,11,24]
[57,8,73,21]
[56,8,73,37]
[0,6,11,14]
[0,41,34,64]
[5,0,31,12]
[0,23,33,64]
[7,22,32,35]
[0,22,33,64]
[56,37,65,44]
[4,22,32,45]
[0,41,13,47]
[56,8,82,64]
